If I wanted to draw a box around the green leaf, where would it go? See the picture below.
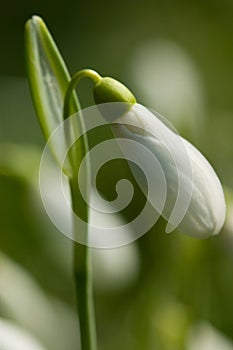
[25,16,80,141]
[25,16,88,178]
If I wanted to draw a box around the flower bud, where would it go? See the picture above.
[111,103,226,238]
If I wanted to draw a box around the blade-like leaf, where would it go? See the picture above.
[25,16,88,178]
[25,16,80,141]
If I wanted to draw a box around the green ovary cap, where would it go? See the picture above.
[93,77,136,105]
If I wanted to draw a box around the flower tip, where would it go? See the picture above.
[181,192,226,239]
[212,201,227,236]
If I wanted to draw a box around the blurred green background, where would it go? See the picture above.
[1,1,233,349]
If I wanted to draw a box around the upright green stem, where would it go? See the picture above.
[69,176,97,350]
[64,69,101,350]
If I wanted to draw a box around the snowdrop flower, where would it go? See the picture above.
[112,104,226,238]
[93,75,226,238]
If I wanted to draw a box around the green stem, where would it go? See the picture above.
[64,69,101,350]
[69,176,97,350]
[63,69,101,120]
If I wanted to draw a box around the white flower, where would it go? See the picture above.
[111,103,226,238]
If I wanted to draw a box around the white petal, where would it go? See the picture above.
[112,103,226,238]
